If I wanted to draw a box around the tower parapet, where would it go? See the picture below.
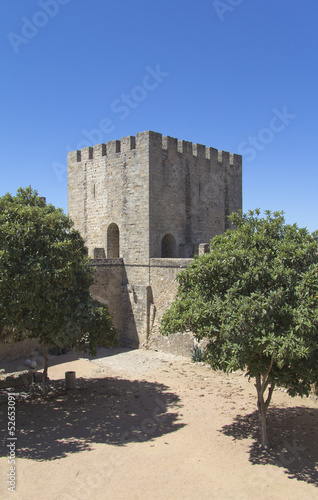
[67,131,242,172]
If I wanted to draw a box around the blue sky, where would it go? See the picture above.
[1,0,317,231]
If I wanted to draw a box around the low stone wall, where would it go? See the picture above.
[0,338,42,362]
[90,258,124,335]
[90,257,195,354]
[148,258,193,355]
[0,370,43,389]
[147,331,195,357]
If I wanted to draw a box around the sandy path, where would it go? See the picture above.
[0,348,317,499]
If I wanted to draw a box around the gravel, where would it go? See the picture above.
[88,347,189,376]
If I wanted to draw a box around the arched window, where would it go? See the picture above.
[161,233,177,258]
[107,223,119,258]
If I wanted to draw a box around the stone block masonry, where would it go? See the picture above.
[68,131,242,349]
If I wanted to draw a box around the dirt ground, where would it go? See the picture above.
[0,347,317,500]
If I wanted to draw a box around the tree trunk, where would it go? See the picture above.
[42,342,49,395]
[257,393,270,449]
[255,374,275,449]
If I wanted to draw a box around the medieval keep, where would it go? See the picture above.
[68,131,242,349]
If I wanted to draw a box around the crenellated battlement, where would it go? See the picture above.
[68,131,242,168]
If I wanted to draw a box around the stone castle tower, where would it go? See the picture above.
[68,131,242,349]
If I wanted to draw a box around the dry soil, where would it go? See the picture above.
[0,348,317,499]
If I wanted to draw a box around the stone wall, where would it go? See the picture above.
[90,257,194,353]
[68,133,151,264]
[149,134,242,257]
[89,258,124,335]
[68,131,242,262]
[0,337,41,362]
[149,258,192,335]
[69,131,242,349]
[148,258,195,356]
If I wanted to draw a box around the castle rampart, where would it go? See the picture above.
[68,132,241,165]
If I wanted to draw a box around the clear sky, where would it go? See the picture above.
[1,0,317,232]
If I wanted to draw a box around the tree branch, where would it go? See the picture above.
[265,384,275,410]
[261,355,275,393]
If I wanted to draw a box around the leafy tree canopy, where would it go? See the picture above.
[0,187,117,373]
[161,209,318,447]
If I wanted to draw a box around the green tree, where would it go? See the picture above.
[0,187,117,391]
[161,210,318,448]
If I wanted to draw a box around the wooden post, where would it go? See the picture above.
[65,371,76,389]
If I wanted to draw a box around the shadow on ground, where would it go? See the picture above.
[0,377,184,461]
[219,406,318,486]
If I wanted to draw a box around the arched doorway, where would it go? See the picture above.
[161,233,177,258]
[107,223,119,258]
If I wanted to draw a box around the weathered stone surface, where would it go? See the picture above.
[0,337,41,362]
[68,131,242,348]
[0,370,43,388]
